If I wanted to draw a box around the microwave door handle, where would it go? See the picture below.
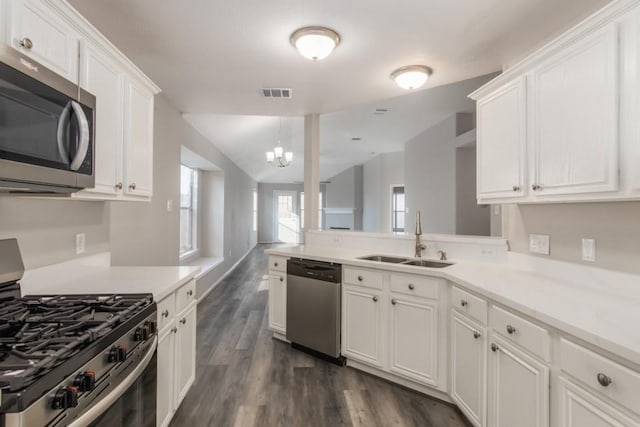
[69,100,90,171]
[56,101,72,162]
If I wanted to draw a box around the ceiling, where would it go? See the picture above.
[68,0,611,116]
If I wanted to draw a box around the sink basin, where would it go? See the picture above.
[401,259,453,268]
[358,255,408,263]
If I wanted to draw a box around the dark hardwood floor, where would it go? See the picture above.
[169,245,470,427]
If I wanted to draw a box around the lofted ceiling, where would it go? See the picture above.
[68,0,611,116]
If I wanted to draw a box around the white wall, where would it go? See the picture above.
[362,152,404,232]
[200,171,225,258]
[325,165,363,230]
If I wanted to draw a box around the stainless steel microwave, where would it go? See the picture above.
[0,42,95,194]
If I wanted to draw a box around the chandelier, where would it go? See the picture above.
[266,117,293,168]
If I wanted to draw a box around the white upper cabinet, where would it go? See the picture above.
[530,23,619,197]
[123,77,154,198]
[476,78,527,201]
[7,0,79,83]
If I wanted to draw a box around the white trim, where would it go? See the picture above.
[197,245,255,303]
[179,249,200,264]
[323,207,355,215]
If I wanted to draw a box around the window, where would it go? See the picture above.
[300,192,323,229]
[252,189,258,232]
[180,165,198,256]
[391,185,405,233]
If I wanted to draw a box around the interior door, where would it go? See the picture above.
[274,190,299,243]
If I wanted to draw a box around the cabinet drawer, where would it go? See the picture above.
[269,256,287,273]
[176,279,196,313]
[390,273,441,300]
[560,338,640,415]
[343,267,383,290]
[451,286,487,324]
[157,293,175,332]
[490,305,550,361]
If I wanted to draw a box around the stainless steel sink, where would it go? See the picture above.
[401,259,453,268]
[358,255,409,263]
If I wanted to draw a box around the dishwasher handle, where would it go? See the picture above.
[287,259,341,283]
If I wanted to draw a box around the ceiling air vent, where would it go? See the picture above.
[261,88,293,99]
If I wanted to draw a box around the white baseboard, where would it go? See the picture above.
[197,244,256,303]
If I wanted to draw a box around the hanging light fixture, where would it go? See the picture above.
[390,65,433,90]
[290,26,341,61]
[266,117,293,167]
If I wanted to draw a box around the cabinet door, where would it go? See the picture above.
[157,325,175,427]
[8,0,79,82]
[388,296,438,386]
[342,286,384,368]
[558,377,639,427]
[476,77,527,201]
[530,24,619,196]
[175,305,196,408]
[78,41,123,196]
[488,336,549,427]
[451,312,486,427]
[268,274,287,334]
[123,77,154,198]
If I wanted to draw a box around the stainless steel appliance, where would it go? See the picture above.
[0,42,95,194]
[0,240,157,427]
[286,259,344,364]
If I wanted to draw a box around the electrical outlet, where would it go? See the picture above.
[75,233,86,255]
[166,199,174,212]
[582,238,596,262]
[529,234,550,255]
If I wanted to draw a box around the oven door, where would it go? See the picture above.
[68,338,157,427]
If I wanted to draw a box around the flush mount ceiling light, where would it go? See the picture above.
[290,26,340,61]
[390,65,433,90]
[266,117,293,168]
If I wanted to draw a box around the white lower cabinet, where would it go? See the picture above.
[157,323,176,427]
[389,295,438,386]
[450,311,486,427]
[268,273,287,334]
[488,335,549,427]
[175,304,197,407]
[342,285,384,368]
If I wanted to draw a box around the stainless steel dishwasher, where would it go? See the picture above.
[286,258,344,364]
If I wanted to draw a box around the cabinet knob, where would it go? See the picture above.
[172,327,178,334]
[357,275,363,282]
[115,182,123,190]
[391,298,397,305]
[161,310,169,318]
[372,296,378,302]
[460,299,468,307]
[279,277,284,282]
[187,290,193,297]
[19,37,33,50]
[473,331,481,339]
[532,184,542,191]
[491,343,500,352]
[512,185,520,192]
[597,373,612,387]
[506,324,517,335]
[408,283,415,290]
[274,262,278,267]
[129,182,136,190]
[180,318,186,325]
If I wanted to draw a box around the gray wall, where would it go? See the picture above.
[503,202,640,274]
[362,152,404,232]
[200,171,225,259]
[455,147,490,236]
[325,166,363,230]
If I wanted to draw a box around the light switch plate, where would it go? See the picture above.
[75,233,86,255]
[582,238,596,262]
[529,234,550,255]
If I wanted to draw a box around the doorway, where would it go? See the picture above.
[274,190,299,243]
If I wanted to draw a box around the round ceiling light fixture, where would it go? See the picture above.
[390,65,433,90]
[290,26,340,61]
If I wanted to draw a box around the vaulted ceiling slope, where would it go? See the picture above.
[69,0,611,116]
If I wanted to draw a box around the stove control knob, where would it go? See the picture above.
[73,371,96,392]
[134,325,149,341]
[146,320,157,335]
[52,386,79,409]
[108,345,127,363]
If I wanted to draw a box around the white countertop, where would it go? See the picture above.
[266,245,640,367]
[21,262,200,302]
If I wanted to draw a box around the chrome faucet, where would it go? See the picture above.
[414,210,426,258]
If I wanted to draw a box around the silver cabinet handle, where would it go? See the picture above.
[473,331,481,339]
[129,183,136,190]
[161,310,169,318]
[597,373,612,387]
[408,283,414,290]
[19,37,33,49]
[115,182,123,190]
[391,298,397,305]
[274,262,278,267]
[460,300,468,307]
[187,290,193,297]
[372,296,378,302]
[279,277,284,282]
[491,343,500,352]
[512,185,520,192]
[172,327,178,333]
[357,275,363,282]
[180,318,186,325]
[506,325,516,335]
[532,184,542,191]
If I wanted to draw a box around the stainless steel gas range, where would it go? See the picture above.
[0,239,158,427]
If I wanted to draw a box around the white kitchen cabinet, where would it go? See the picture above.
[530,23,619,197]
[451,311,486,427]
[488,335,549,427]
[342,285,384,368]
[123,76,154,198]
[558,377,639,427]
[268,273,287,334]
[476,77,527,201]
[157,322,176,427]
[388,295,438,386]
[175,304,196,408]
[7,0,79,82]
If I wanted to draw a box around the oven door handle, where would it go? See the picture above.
[68,336,157,427]
[69,100,90,171]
